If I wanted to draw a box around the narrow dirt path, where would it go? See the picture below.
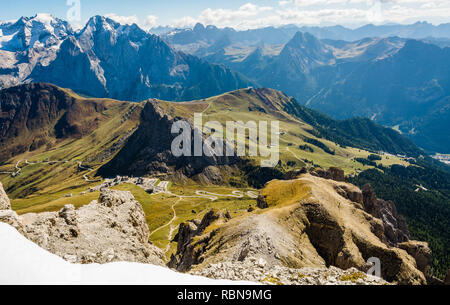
[149,197,182,238]
[164,224,178,254]
[149,187,259,255]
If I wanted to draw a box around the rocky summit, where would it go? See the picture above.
[0,183,164,265]
[98,100,237,182]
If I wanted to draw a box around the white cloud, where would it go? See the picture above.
[171,2,273,29]
[293,0,349,7]
[279,0,293,6]
[103,13,159,30]
[105,13,139,25]
[145,15,159,28]
[169,0,450,29]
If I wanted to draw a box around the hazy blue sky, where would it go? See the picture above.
[1,0,449,29]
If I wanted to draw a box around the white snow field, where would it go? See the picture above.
[0,223,253,285]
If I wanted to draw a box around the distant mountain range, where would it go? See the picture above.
[163,21,450,56]
[0,14,253,101]
[304,39,450,154]
[1,15,449,153]
[169,27,450,153]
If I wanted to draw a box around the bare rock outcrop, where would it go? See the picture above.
[257,195,269,209]
[398,241,431,274]
[98,101,238,183]
[0,182,26,234]
[334,184,363,206]
[311,167,346,182]
[0,182,11,210]
[333,182,410,247]
[362,184,410,246]
[283,168,307,180]
[0,209,25,235]
[19,189,164,265]
[191,259,389,285]
[397,241,444,285]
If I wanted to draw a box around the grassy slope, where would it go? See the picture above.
[2,86,410,259]
[1,90,142,199]
[197,88,409,174]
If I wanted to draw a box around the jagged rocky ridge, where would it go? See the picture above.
[0,14,73,89]
[169,171,433,285]
[98,99,238,183]
[164,21,450,53]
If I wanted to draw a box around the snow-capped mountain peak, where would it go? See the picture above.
[78,15,147,42]
[0,14,252,101]
[0,13,72,51]
[83,15,119,32]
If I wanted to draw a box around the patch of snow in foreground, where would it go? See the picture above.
[0,223,254,285]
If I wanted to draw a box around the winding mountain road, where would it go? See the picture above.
[0,159,100,182]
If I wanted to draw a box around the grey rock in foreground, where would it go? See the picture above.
[191,258,389,285]
[0,182,25,234]
[0,182,11,210]
[20,189,164,265]
[0,182,164,266]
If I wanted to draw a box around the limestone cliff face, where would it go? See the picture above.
[0,183,164,265]
[168,174,429,285]
[99,101,238,183]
